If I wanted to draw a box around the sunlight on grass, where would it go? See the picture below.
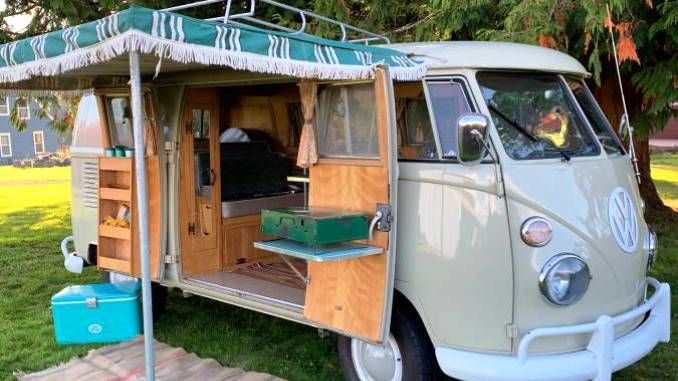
[651,154,678,210]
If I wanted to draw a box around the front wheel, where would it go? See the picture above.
[337,305,436,381]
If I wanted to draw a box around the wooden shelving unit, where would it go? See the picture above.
[97,156,161,278]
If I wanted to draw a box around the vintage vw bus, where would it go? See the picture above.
[20,2,665,381]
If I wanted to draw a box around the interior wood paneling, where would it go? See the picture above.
[222,214,276,268]
[304,68,393,342]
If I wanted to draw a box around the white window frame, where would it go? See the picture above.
[0,97,9,116]
[33,130,45,155]
[0,133,12,157]
[16,98,30,120]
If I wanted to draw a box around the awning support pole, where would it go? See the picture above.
[129,50,155,381]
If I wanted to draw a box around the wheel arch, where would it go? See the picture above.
[393,281,439,347]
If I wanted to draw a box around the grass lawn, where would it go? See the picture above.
[0,156,677,381]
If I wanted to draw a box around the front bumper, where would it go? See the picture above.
[436,277,671,381]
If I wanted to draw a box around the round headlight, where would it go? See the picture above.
[539,254,591,306]
[645,227,658,269]
[521,217,553,247]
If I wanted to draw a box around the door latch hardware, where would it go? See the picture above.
[188,222,196,235]
[85,297,98,309]
[376,203,393,232]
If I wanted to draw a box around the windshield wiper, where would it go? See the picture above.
[487,104,571,162]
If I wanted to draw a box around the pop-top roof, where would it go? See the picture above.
[0,5,425,93]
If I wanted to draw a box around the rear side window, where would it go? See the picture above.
[106,96,133,148]
[426,80,474,159]
[316,83,379,159]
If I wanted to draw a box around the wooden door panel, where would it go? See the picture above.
[304,67,396,342]
[179,88,222,276]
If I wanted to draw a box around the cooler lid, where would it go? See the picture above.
[51,281,140,303]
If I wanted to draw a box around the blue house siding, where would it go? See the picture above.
[0,97,70,164]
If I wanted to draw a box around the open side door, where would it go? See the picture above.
[304,67,398,343]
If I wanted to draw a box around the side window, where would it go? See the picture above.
[426,80,473,159]
[105,96,133,148]
[316,83,379,159]
[395,82,438,160]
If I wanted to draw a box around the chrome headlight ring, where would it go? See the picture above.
[539,253,592,306]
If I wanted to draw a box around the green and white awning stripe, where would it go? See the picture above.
[0,5,424,87]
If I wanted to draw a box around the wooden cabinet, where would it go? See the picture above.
[97,156,160,278]
[222,214,275,268]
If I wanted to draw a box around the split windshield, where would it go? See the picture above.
[477,72,600,160]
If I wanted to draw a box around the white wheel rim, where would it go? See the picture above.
[350,334,403,381]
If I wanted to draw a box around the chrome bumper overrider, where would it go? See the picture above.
[435,277,671,381]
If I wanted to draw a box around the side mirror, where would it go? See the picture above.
[456,113,490,165]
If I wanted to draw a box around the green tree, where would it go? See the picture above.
[313,0,677,210]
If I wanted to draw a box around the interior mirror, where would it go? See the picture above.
[456,113,490,165]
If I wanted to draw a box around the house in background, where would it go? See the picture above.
[0,96,70,165]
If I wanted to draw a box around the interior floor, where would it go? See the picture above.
[184,258,307,309]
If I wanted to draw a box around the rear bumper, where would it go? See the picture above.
[436,277,671,381]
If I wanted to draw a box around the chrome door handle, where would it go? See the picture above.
[368,211,383,242]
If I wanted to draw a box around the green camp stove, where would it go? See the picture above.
[261,207,369,245]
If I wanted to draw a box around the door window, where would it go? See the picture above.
[191,108,213,199]
[33,131,45,154]
[426,80,474,159]
[395,82,438,160]
[316,83,379,159]
[0,133,11,157]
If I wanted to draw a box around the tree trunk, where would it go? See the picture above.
[591,64,668,212]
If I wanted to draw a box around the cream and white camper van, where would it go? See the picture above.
[51,2,671,381]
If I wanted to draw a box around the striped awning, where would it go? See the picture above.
[0,5,425,91]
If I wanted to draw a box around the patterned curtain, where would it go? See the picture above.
[296,80,318,168]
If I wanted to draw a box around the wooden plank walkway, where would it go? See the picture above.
[16,337,284,381]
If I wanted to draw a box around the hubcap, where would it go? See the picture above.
[350,334,403,381]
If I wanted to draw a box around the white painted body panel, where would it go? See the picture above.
[395,161,513,351]
[501,155,649,353]
[70,95,104,263]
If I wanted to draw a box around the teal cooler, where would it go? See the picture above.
[51,282,142,345]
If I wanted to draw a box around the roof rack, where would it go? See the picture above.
[163,0,390,44]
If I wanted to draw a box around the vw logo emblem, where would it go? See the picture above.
[608,187,638,253]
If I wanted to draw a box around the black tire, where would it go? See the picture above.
[338,303,436,381]
[100,271,168,321]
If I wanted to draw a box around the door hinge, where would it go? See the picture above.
[506,323,518,339]
[188,222,196,235]
[376,203,393,232]
[164,254,178,264]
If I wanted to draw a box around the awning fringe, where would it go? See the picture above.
[0,30,426,89]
